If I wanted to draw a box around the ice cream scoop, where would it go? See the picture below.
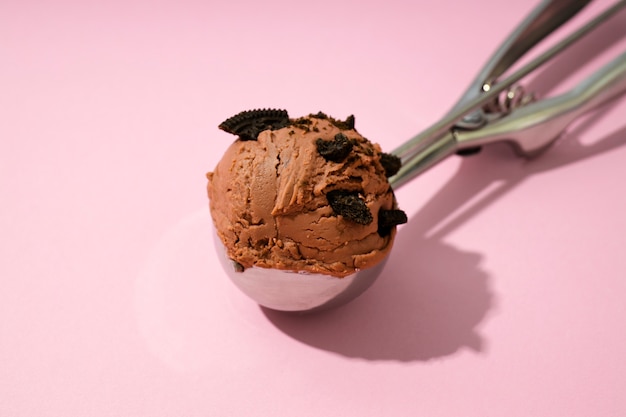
[208,111,406,280]
[207,0,626,312]
[208,111,406,312]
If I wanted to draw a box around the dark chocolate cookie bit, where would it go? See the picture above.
[323,113,357,130]
[380,153,402,177]
[310,111,328,120]
[343,115,355,130]
[219,109,290,141]
[291,117,313,131]
[316,133,354,162]
[327,190,373,225]
[327,114,355,130]
[378,209,408,237]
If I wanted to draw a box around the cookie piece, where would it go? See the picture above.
[316,133,354,163]
[380,153,402,177]
[378,209,408,236]
[219,109,290,141]
[326,189,373,225]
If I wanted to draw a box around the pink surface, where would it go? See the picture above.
[2,0,626,415]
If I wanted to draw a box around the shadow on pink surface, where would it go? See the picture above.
[262,105,626,361]
[262,229,491,361]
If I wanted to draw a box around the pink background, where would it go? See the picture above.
[2,0,626,415]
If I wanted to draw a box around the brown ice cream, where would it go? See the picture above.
[207,110,406,278]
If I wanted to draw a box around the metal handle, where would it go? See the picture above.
[390,0,626,189]
[455,51,626,156]
[450,0,592,128]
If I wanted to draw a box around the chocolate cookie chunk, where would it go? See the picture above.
[326,189,373,225]
[380,153,402,177]
[316,133,354,163]
[219,109,290,141]
[378,209,408,236]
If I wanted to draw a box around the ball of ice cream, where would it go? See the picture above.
[207,109,406,278]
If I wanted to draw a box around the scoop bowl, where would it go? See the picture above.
[213,230,387,313]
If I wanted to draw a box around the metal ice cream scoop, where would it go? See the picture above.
[216,0,626,313]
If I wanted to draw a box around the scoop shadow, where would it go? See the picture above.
[262,218,492,361]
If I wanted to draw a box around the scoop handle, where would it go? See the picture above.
[449,0,592,128]
[455,51,626,156]
[390,1,626,189]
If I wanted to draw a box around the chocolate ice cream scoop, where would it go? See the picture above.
[207,111,406,283]
[207,110,410,311]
